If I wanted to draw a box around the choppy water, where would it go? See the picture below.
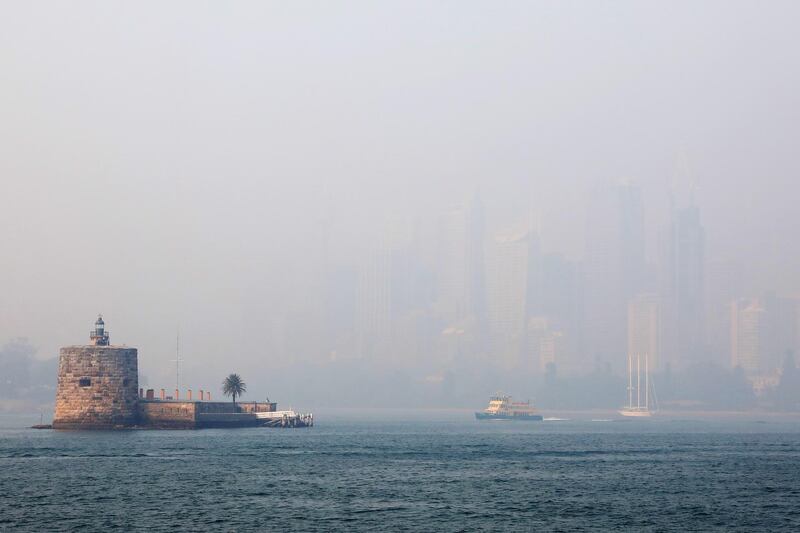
[1,411,799,531]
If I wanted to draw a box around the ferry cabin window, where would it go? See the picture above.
[79,378,91,387]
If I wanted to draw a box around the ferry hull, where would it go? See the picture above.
[475,412,543,421]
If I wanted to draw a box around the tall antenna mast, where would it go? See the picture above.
[170,325,183,391]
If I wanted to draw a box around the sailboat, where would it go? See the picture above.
[619,352,654,417]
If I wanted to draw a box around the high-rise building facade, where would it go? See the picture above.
[485,230,530,367]
[355,244,393,359]
[731,295,799,381]
[584,182,646,368]
[540,253,584,367]
[760,293,800,373]
[730,298,765,375]
[705,259,743,366]
[662,204,705,369]
[436,195,486,328]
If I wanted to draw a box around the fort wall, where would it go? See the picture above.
[138,400,276,428]
[138,401,197,429]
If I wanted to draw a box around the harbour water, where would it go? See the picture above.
[1,411,799,531]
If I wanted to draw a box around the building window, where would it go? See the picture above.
[79,378,91,387]
[123,379,129,386]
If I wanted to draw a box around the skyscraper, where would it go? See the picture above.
[540,253,584,365]
[661,203,705,369]
[354,243,392,359]
[584,182,646,369]
[731,294,799,394]
[760,292,800,374]
[485,229,530,368]
[730,298,765,375]
[436,194,486,328]
[705,259,744,366]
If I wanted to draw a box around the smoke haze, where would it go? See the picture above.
[2,1,799,409]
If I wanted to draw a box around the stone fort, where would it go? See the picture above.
[53,316,283,429]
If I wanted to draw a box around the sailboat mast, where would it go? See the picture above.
[645,352,649,410]
[628,351,632,409]
[637,352,641,409]
[175,326,182,391]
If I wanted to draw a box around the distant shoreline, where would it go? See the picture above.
[292,406,800,421]
[5,405,800,423]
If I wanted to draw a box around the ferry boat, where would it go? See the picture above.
[475,394,543,421]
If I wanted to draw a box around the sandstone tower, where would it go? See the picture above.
[53,316,139,429]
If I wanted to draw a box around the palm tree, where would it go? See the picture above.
[222,373,247,406]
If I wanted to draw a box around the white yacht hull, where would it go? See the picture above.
[618,409,652,417]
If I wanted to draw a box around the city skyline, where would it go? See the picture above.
[2,1,799,408]
[2,175,798,407]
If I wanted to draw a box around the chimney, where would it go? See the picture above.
[139,388,143,398]
[174,389,179,400]
[146,389,155,400]
[207,392,211,401]
[199,389,204,401]
[160,389,165,400]
[187,389,192,401]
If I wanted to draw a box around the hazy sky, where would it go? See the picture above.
[1,1,799,394]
